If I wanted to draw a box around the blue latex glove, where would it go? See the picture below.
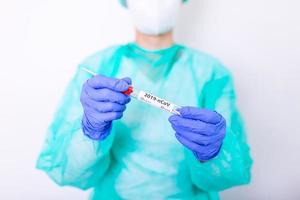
[80,74,131,140]
[169,106,226,161]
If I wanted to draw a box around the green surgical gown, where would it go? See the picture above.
[37,43,253,200]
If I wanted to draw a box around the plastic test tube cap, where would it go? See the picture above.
[123,86,134,95]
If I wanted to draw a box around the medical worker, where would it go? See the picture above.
[37,0,253,199]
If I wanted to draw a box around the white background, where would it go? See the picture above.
[0,0,300,199]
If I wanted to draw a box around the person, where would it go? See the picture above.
[36,0,253,199]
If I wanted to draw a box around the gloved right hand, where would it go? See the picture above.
[80,74,131,140]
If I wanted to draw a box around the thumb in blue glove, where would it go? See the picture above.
[169,106,226,161]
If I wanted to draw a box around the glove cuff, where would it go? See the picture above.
[193,143,223,162]
[82,114,112,141]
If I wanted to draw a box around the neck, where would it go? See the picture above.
[135,30,174,50]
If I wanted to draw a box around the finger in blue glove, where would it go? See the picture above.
[81,75,132,140]
[169,106,226,161]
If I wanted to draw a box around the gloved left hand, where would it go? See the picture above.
[169,106,226,161]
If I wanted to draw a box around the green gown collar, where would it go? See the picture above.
[125,42,183,67]
[128,42,181,55]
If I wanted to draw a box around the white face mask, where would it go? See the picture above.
[127,0,181,35]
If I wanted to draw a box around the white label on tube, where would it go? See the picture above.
[137,91,176,113]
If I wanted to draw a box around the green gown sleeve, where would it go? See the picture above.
[186,64,253,191]
[36,64,115,190]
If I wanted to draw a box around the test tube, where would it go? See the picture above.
[82,67,181,115]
